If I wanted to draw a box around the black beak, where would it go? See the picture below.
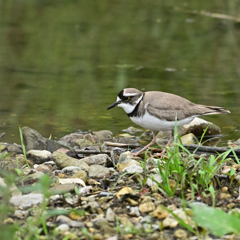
[107,100,121,110]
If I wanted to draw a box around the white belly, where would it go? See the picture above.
[130,111,196,131]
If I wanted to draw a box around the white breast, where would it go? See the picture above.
[130,111,196,131]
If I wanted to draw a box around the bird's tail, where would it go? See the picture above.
[198,105,230,116]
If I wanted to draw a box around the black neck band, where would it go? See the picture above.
[127,93,145,117]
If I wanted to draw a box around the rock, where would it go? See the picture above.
[94,220,116,235]
[180,133,198,145]
[152,205,169,219]
[88,165,111,178]
[156,117,222,144]
[21,126,47,151]
[119,217,133,228]
[129,207,140,217]
[139,196,155,213]
[106,208,115,222]
[21,126,72,152]
[117,151,141,172]
[60,133,84,144]
[72,170,88,183]
[36,164,52,174]
[179,117,222,137]
[58,178,86,187]
[116,187,134,199]
[14,210,28,219]
[52,151,89,172]
[50,183,77,194]
[69,220,85,228]
[10,193,44,209]
[62,166,82,173]
[122,163,143,173]
[46,139,72,152]
[146,174,162,192]
[56,215,72,224]
[174,229,188,239]
[75,139,94,148]
[81,154,112,167]
[55,223,70,233]
[22,172,45,184]
[92,130,113,142]
[27,150,52,164]
[7,144,23,154]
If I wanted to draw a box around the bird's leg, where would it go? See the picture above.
[131,131,156,156]
[153,129,174,158]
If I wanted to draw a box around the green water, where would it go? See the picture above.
[0,1,239,144]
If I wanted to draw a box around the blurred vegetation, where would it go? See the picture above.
[0,0,239,143]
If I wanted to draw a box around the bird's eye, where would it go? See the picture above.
[123,96,130,101]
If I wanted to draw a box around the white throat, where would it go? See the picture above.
[117,94,144,114]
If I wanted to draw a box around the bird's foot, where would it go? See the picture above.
[153,148,167,159]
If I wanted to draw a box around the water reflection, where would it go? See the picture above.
[0,1,239,144]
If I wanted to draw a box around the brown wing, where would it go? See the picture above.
[145,91,229,121]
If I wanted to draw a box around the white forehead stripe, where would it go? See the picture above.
[123,92,139,96]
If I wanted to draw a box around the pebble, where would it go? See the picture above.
[116,187,134,199]
[139,196,155,213]
[62,166,82,173]
[82,154,112,167]
[55,223,70,232]
[71,170,88,182]
[129,207,140,217]
[56,215,72,224]
[152,205,169,219]
[117,151,141,172]
[122,163,143,173]
[50,183,77,194]
[14,210,29,219]
[10,193,44,209]
[174,229,188,239]
[88,164,112,178]
[146,174,162,191]
[106,208,115,222]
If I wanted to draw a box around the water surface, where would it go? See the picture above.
[0,1,239,145]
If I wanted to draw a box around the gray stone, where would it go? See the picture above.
[62,166,82,173]
[129,207,140,217]
[27,150,52,164]
[55,223,70,232]
[14,210,28,219]
[21,126,47,151]
[22,172,45,184]
[69,221,85,228]
[52,151,89,172]
[71,170,88,183]
[181,133,199,145]
[81,154,112,167]
[88,165,111,178]
[92,130,114,142]
[60,133,84,143]
[46,139,72,152]
[146,174,163,191]
[122,163,143,173]
[106,208,115,222]
[10,193,44,209]
[56,215,72,224]
[50,183,77,195]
